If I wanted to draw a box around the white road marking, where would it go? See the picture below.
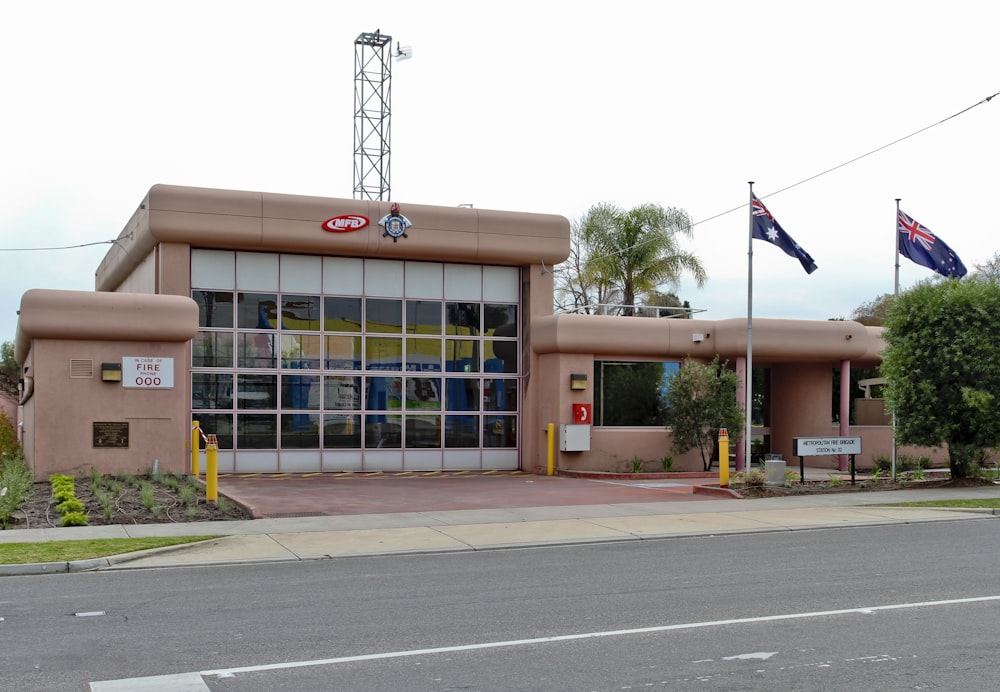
[90,672,210,691]
[90,594,1000,688]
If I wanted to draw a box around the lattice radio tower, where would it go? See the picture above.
[353,30,411,201]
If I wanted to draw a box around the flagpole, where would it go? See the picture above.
[746,182,755,474]
[891,198,900,481]
[894,198,901,296]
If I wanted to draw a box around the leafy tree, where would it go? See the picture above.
[881,279,1000,478]
[850,293,895,326]
[0,341,18,398]
[554,218,621,313]
[973,251,1000,283]
[665,358,745,471]
[580,203,707,316]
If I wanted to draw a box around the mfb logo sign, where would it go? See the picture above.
[322,215,369,233]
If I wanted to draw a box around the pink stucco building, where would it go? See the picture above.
[14,184,921,481]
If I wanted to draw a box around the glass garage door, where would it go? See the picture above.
[190,251,520,473]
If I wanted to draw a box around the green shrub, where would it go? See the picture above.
[661,455,673,472]
[60,511,90,527]
[0,410,22,458]
[56,498,85,515]
[0,452,33,528]
[872,453,931,473]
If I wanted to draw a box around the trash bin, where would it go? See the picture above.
[764,456,785,486]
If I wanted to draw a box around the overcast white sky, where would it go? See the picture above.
[1,1,997,341]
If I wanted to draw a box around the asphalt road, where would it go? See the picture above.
[3,518,999,691]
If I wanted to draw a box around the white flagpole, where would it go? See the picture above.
[891,198,900,481]
[894,198,901,297]
[746,182,755,473]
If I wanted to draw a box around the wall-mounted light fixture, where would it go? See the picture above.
[570,373,588,390]
[692,333,705,343]
[101,362,122,382]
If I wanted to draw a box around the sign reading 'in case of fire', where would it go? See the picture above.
[123,357,174,389]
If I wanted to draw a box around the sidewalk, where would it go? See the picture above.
[3,481,998,576]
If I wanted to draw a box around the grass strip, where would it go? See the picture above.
[890,498,1000,509]
[0,536,220,565]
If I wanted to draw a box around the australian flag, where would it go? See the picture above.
[751,195,818,274]
[897,210,967,279]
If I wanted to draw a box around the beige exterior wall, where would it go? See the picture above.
[16,289,199,480]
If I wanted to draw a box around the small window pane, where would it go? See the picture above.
[406,415,441,448]
[324,296,362,332]
[445,339,479,372]
[446,303,480,335]
[484,415,517,447]
[483,379,517,411]
[238,333,277,368]
[281,374,320,410]
[445,415,479,448]
[324,376,361,410]
[325,335,361,370]
[405,338,441,372]
[445,379,480,412]
[193,373,233,409]
[484,339,517,373]
[238,293,278,328]
[193,332,233,368]
[237,413,277,449]
[484,304,517,337]
[366,377,402,411]
[281,295,320,330]
[281,413,320,449]
[406,300,442,335]
[192,414,233,449]
[193,291,234,328]
[324,414,361,448]
[366,337,402,371]
[366,299,403,333]
[405,377,441,410]
[365,414,401,448]
[237,374,277,409]
[281,334,321,369]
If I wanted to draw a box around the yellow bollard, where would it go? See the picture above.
[546,423,555,476]
[191,420,200,477]
[206,433,218,502]
[718,428,730,487]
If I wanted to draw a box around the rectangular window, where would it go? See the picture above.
[192,373,233,409]
[323,414,361,448]
[406,415,441,448]
[323,376,361,410]
[238,293,278,329]
[238,333,277,369]
[406,300,442,335]
[594,361,677,426]
[236,374,277,410]
[193,414,233,449]
[324,335,361,370]
[281,334,321,369]
[281,413,320,448]
[324,296,362,332]
[236,413,277,449]
[281,295,321,330]
[193,291,234,328]
[281,374,320,410]
[193,332,233,368]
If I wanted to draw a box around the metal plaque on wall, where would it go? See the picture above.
[93,422,129,448]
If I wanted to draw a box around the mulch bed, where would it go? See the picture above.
[4,478,252,531]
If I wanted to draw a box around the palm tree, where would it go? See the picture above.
[580,203,707,316]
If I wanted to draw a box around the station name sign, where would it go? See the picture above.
[793,436,862,456]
